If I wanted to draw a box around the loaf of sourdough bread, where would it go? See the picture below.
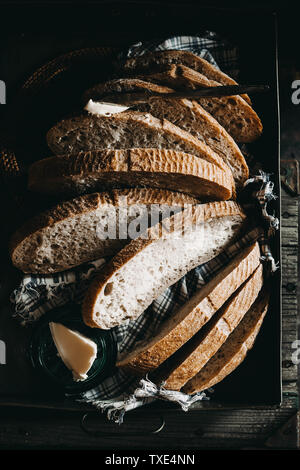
[121,50,251,104]
[134,65,263,143]
[83,78,248,185]
[10,188,198,274]
[46,111,233,186]
[117,242,261,375]
[28,148,233,200]
[82,201,246,329]
[182,287,269,394]
[152,264,264,390]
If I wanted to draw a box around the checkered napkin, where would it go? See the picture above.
[10,33,279,424]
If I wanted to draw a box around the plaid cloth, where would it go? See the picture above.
[10,34,279,423]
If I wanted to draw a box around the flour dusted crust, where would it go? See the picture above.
[28,148,234,200]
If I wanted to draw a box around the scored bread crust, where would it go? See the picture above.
[82,78,175,103]
[153,264,264,391]
[28,148,234,200]
[46,111,234,182]
[83,78,248,185]
[82,200,246,329]
[10,188,198,274]
[117,242,261,375]
[121,50,251,104]
[134,66,262,143]
[182,287,270,394]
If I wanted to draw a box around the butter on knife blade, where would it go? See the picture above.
[85,99,130,116]
[49,322,97,381]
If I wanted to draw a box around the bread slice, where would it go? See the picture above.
[121,50,251,104]
[46,111,233,184]
[82,201,246,329]
[10,188,198,274]
[182,287,269,394]
[152,264,264,390]
[83,78,248,185]
[28,148,233,201]
[117,242,261,375]
[135,65,262,143]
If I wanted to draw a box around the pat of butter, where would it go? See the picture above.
[49,322,97,382]
[84,99,129,116]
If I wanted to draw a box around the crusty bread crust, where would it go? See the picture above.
[117,242,261,375]
[82,78,248,184]
[10,188,198,274]
[182,287,269,394]
[153,264,263,390]
[28,148,234,200]
[46,111,233,182]
[132,67,262,143]
[82,201,246,328]
[121,50,251,104]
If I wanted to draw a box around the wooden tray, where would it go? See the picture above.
[0,4,282,416]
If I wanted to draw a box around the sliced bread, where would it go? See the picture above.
[182,287,269,394]
[83,78,249,185]
[28,148,233,201]
[46,111,233,184]
[10,188,198,274]
[152,264,264,390]
[135,65,263,143]
[117,242,261,375]
[121,50,251,104]
[82,201,246,329]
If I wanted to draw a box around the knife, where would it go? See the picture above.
[90,84,270,106]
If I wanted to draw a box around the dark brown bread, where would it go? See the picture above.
[83,78,249,185]
[28,148,233,200]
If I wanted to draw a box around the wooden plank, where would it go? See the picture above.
[281,190,298,388]
[0,403,296,450]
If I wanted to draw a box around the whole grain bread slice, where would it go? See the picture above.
[152,264,263,390]
[10,188,198,274]
[117,242,261,375]
[82,201,246,329]
[182,287,269,394]
[28,148,233,201]
[83,78,248,185]
[121,50,251,104]
[135,65,262,143]
[46,111,233,185]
